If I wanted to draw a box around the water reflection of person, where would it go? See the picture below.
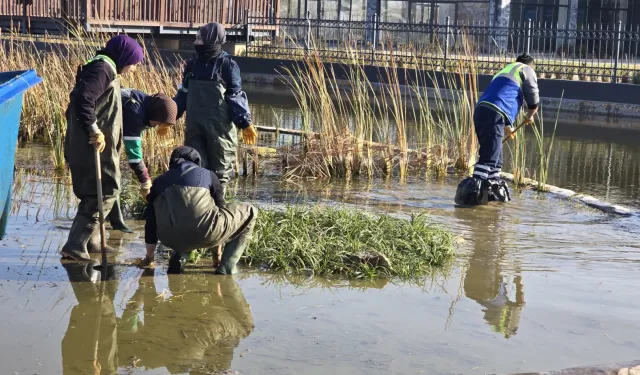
[118,273,254,374]
[60,260,118,375]
[455,207,525,338]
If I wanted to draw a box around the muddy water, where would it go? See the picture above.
[4,88,640,374]
[2,152,640,374]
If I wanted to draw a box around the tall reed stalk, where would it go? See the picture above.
[507,120,528,188]
[531,93,563,191]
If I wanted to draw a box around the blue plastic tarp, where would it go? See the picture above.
[0,70,43,239]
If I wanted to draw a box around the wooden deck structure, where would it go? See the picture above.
[0,0,278,36]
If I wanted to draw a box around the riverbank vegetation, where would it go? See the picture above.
[0,30,182,172]
[3,31,557,191]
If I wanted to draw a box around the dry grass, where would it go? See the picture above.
[3,30,557,189]
[0,29,183,173]
[278,34,480,181]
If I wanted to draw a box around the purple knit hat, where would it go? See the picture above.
[102,35,144,73]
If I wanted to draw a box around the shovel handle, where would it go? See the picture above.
[94,146,107,269]
[502,121,528,144]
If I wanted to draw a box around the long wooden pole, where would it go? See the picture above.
[94,146,107,267]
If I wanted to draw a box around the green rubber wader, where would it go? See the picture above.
[166,202,257,275]
[184,78,237,188]
[64,78,122,234]
[213,203,257,275]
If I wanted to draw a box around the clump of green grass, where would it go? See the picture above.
[244,206,455,279]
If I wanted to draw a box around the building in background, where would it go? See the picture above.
[280,0,638,30]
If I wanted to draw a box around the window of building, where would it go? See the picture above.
[577,0,628,27]
[401,0,490,25]
[510,0,570,27]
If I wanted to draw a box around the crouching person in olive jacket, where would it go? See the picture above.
[142,146,256,274]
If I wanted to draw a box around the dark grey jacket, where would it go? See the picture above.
[145,147,225,249]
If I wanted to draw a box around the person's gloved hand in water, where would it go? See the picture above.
[89,129,106,153]
[140,180,152,202]
[241,125,258,145]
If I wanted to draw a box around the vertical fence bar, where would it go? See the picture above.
[305,10,310,52]
[371,13,377,65]
[443,16,450,70]
[526,18,532,54]
[245,8,250,56]
[613,20,622,83]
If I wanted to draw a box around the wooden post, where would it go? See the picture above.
[159,0,165,22]
[221,0,227,25]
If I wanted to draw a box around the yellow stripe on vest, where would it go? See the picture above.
[84,55,117,75]
[492,62,524,85]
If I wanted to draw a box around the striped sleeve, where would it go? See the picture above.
[124,136,143,163]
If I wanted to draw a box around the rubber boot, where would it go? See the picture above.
[488,180,511,203]
[60,215,94,261]
[87,225,121,254]
[215,212,257,275]
[167,250,190,275]
[107,196,133,233]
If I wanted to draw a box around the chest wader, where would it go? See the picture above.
[184,60,237,190]
[166,202,258,275]
[61,55,122,261]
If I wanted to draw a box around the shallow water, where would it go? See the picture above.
[4,85,640,374]
[245,83,640,208]
[2,159,640,374]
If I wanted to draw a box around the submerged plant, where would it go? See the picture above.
[244,206,455,280]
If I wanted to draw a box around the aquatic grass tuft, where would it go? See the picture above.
[506,118,528,188]
[244,206,455,280]
[531,93,562,191]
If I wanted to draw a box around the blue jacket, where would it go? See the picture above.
[121,88,154,184]
[145,147,225,246]
[477,63,540,125]
[174,52,252,128]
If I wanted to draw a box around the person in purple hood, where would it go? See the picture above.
[61,34,144,261]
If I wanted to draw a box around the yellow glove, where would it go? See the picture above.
[140,188,151,202]
[506,126,516,140]
[140,180,152,202]
[241,125,258,145]
[89,130,106,153]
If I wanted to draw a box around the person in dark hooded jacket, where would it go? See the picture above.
[173,22,258,191]
[142,146,257,274]
[61,35,144,261]
[108,89,178,233]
